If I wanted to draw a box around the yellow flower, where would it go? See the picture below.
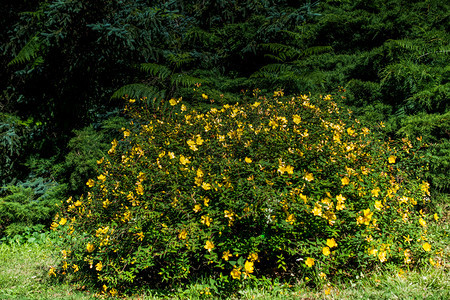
[374,200,383,210]
[245,157,252,163]
[178,229,188,240]
[201,215,212,226]
[95,261,103,271]
[74,200,82,207]
[102,198,111,208]
[357,208,373,225]
[108,139,117,155]
[312,203,322,216]
[196,135,204,145]
[204,240,214,252]
[202,93,208,99]
[319,272,327,280]
[110,289,118,296]
[422,242,431,252]
[248,252,259,262]
[389,155,396,164]
[136,231,144,241]
[273,90,284,97]
[136,184,144,195]
[286,213,295,224]
[50,222,59,230]
[285,165,294,175]
[72,264,79,272]
[304,172,314,182]
[278,164,294,175]
[336,194,346,210]
[98,174,106,182]
[323,211,337,225]
[86,179,95,187]
[362,127,370,135]
[326,238,337,248]
[429,257,435,265]
[299,193,308,203]
[293,114,302,124]
[419,218,427,227]
[230,266,242,279]
[187,139,198,151]
[403,235,412,243]
[322,246,331,256]
[193,204,201,213]
[347,127,355,135]
[222,250,233,261]
[434,213,439,221]
[86,243,95,253]
[421,181,430,196]
[169,98,178,106]
[168,152,175,159]
[201,182,211,190]
[194,177,203,187]
[371,187,380,197]
[224,210,235,220]
[59,218,67,226]
[305,257,315,267]
[378,251,387,262]
[179,155,190,165]
[48,267,56,277]
[341,176,350,185]
[335,194,345,203]
[244,260,254,274]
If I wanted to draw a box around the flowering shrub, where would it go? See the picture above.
[51,92,440,296]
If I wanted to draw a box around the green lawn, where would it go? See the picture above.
[0,241,92,299]
[0,239,448,299]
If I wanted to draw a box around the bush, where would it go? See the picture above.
[0,177,63,237]
[52,93,439,296]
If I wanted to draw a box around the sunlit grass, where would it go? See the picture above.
[0,240,93,300]
[0,239,448,299]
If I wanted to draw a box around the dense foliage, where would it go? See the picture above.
[0,0,448,296]
[2,0,448,196]
[50,94,440,296]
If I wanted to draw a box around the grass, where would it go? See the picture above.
[0,239,448,299]
[0,240,93,300]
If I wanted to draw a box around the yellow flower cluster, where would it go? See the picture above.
[52,92,437,293]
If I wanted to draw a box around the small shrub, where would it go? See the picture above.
[53,93,439,296]
[0,177,63,237]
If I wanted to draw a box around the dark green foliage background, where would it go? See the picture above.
[0,0,449,238]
